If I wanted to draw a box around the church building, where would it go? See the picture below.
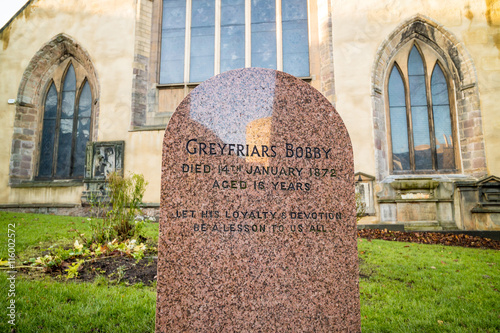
[1,0,499,230]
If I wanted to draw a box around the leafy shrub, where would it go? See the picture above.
[86,192,114,244]
[107,172,148,241]
[85,172,148,244]
[65,259,84,279]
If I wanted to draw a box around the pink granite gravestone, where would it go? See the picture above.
[157,68,360,332]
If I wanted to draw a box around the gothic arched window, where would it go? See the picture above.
[38,61,93,179]
[387,44,457,173]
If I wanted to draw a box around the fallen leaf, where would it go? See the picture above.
[357,229,500,250]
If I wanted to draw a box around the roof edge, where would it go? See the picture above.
[0,0,34,34]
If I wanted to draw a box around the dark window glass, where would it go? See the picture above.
[221,0,245,72]
[282,0,309,77]
[56,65,76,178]
[388,67,410,171]
[431,64,455,170]
[38,63,92,180]
[160,0,186,84]
[251,0,277,69]
[408,47,432,170]
[73,82,92,177]
[39,83,58,178]
[190,0,215,82]
[55,119,73,177]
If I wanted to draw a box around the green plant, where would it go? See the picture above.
[93,274,109,287]
[87,191,109,218]
[29,240,90,271]
[103,239,147,262]
[84,191,113,244]
[107,172,148,241]
[109,265,127,284]
[30,255,63,271]
[65,259,84,279]
[84,217,114,245]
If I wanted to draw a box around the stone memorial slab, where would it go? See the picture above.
[156,68,360,332]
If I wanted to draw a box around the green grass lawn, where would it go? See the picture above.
[358,238,499,332]
[0,273,156,332]
[1,212,499,332]
[0,211,158,261]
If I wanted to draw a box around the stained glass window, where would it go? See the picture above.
[408,47,432,170]
[39,83,58,178]
[387,45,456,173]
[38,63,92,179]
[431,64,455,170]
[388,66,410,171]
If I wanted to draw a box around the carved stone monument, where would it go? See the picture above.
[156,68,360,331]
[81,141,125,204]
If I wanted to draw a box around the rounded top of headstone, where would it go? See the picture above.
[165,67,351,162]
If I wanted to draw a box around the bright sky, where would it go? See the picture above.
[0,0,28,29]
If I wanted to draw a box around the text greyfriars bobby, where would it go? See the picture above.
[186,139,332,159]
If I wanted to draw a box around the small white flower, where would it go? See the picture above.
[74,240,83,251]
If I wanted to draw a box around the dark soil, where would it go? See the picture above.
[77,255,157,286]
[358,229,500,250]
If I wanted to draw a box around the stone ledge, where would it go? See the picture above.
[129,125,166,132]
[0,203,79,208]
[471,207,500,213]
[10,180,84,188]
[390,178,439,191]
[378,198,453,203]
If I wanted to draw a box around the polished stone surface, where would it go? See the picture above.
[156,68,360,332]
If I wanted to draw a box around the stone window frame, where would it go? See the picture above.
[37,59,94,181]
[372,15,487,180]
[130,0,323,130]
[9,33,99,187]
[385,40,459,174]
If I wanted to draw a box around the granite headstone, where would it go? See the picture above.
[156,68,360,331]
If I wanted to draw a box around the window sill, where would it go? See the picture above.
[381,174,472,184]
[156,76,313,89]
[0,203,79,209]
[129,125,167,132]
[11,180,84,188]
[378,198,453,203]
